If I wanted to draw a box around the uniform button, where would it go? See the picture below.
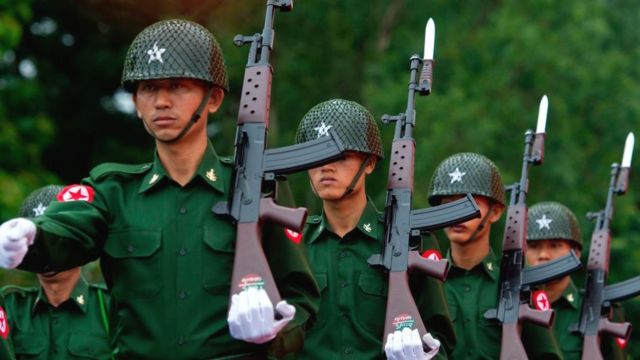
[341,281,348,288]
[344,347,353,354]
[178,336,185,345]
[127,245,134,253]
[339,251,347,258]
[179,248,187,256]
[179,207,187,214]
[179,291,187,299]
[464,285,471,292]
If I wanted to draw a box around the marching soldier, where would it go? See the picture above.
[428,152,562,359]
[0,19,318,359]
[526,201,626,359]
[291,99,454,359]
[2,185,112,360]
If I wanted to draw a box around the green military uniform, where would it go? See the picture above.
[0,294,15,360]
[445,249,562,359]
[18,143,319,359]
[293,200,455,359]
[2,277,111,360]
[551,280,626,360]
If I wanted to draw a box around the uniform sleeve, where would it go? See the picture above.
[522,321,563,360]
[411,233,455,359]
[263,180,320,358]
[19,178,109,273]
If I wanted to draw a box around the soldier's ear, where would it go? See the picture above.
[488,202,505,223]
[207,87,225,114]
[365,156,376,175]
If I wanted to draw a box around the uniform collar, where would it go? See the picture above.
[447,248,499,281]
[308,198,380,244]
[33,276,90,314]
[554,279,579,309]
[138,141,226,194]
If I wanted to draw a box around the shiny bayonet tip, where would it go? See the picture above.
[535,95,548,134]
[621,132,634,168]
[424,18,435,60]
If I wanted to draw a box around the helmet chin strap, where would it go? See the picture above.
[340,156,372,198]
[464,201,494,242]
[150,86,215,144]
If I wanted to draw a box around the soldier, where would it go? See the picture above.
[291,99,454,359]
[1,185,112,360]
[0,294,14,360]
[0,19,318,359]
[526,201,626,359]
[428,152,562,359]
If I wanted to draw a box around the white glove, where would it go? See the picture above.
[0,218,36,269]
[384,328,441,360]
[227,286,296,344]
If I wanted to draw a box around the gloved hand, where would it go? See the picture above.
[384,328,441,360]
[0,218,36,269]
[227,286,296,344]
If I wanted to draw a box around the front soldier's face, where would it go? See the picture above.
[307,152,373,201]
[133,78,208,142]
[526,239,574,266]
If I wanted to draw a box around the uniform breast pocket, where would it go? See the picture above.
[202,225,235,294]
[355,269,388,334]
[103,229,162,299]
[68,332,113,359]
[13,333,46,359]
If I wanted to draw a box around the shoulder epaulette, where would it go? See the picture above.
[1,285,37,297]
[306,215,322,225]
[219,156,234,165]
[90,162,153,181]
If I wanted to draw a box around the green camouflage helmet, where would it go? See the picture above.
[19,185,64,218]
[121,19,229,92]
[295,99,384,159]
[428,152,505,206]
[527,201,582,249]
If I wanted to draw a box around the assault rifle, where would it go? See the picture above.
[214,0,345,304]
[367,19,480,353]
[484,96,582,359]
[570,132,638,360]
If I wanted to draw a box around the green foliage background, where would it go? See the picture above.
[1,0,639,355]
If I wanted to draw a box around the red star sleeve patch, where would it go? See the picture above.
[57,184,95,203]
[421,249,443,261]
[532,290,550,311]
[0,306,9,339]
[284,228,302,244]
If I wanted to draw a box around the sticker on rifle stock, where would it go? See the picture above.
[616,337,627,349]
[238,274,265,290]
[284,228,302,244]
[421,249,442,261]
[391,313,415,331]
[57,184,95,203]
[0,306,9,339]
[532,290,550,311]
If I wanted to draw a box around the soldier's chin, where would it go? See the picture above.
[39,271,59,278]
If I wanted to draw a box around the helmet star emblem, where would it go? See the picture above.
[32,203,47,217]
[314,122,332,138]
[536,214,553,230]
[147,42,166,63]
[448,167,466,183]
[363,223,372,232]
